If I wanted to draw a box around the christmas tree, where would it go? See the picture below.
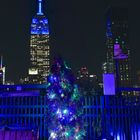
[46,57,86,140]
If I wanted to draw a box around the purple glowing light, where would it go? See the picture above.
[103,74,115,95]
[114,44,128,59]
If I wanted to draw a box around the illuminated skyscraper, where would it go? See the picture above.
[0,56,5,85]
[105,6,132,88]
[28,0,50,84]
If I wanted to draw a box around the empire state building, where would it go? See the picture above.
[28,0,50,84]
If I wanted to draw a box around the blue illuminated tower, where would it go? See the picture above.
[28,0,50,84]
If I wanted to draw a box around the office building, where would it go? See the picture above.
[105,6,132,88]
[0,56,5,85]
[28,0,50,84]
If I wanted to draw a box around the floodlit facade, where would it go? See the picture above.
[28,0,50,84]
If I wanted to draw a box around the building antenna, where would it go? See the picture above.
[37,0,44,15]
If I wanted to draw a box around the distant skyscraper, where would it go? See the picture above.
[104,6,132,88]
[0,56,5,85]
[77,67,102,95]
[28,0,50,84]
[137,70,140,86]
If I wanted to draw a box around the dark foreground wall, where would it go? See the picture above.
[0,95,140,140]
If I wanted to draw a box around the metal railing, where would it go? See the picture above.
[0,93,140,140]
[83,96,140,140]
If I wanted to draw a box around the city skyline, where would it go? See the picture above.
[0,0,140,83]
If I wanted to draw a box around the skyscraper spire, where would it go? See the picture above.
[37,0,43,15]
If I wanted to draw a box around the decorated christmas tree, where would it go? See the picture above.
[46,57,86,140]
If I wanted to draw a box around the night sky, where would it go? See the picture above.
[0,0,140,83]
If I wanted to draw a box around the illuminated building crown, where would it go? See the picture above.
[31,0,49,35]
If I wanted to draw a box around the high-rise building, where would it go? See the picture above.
[0,56,5,85]
[28,0,50,84]
[104,6,132,88]
[137,70,140,86]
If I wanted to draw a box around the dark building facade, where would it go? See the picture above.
[77,67,102,95]
[104,6,132,90]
